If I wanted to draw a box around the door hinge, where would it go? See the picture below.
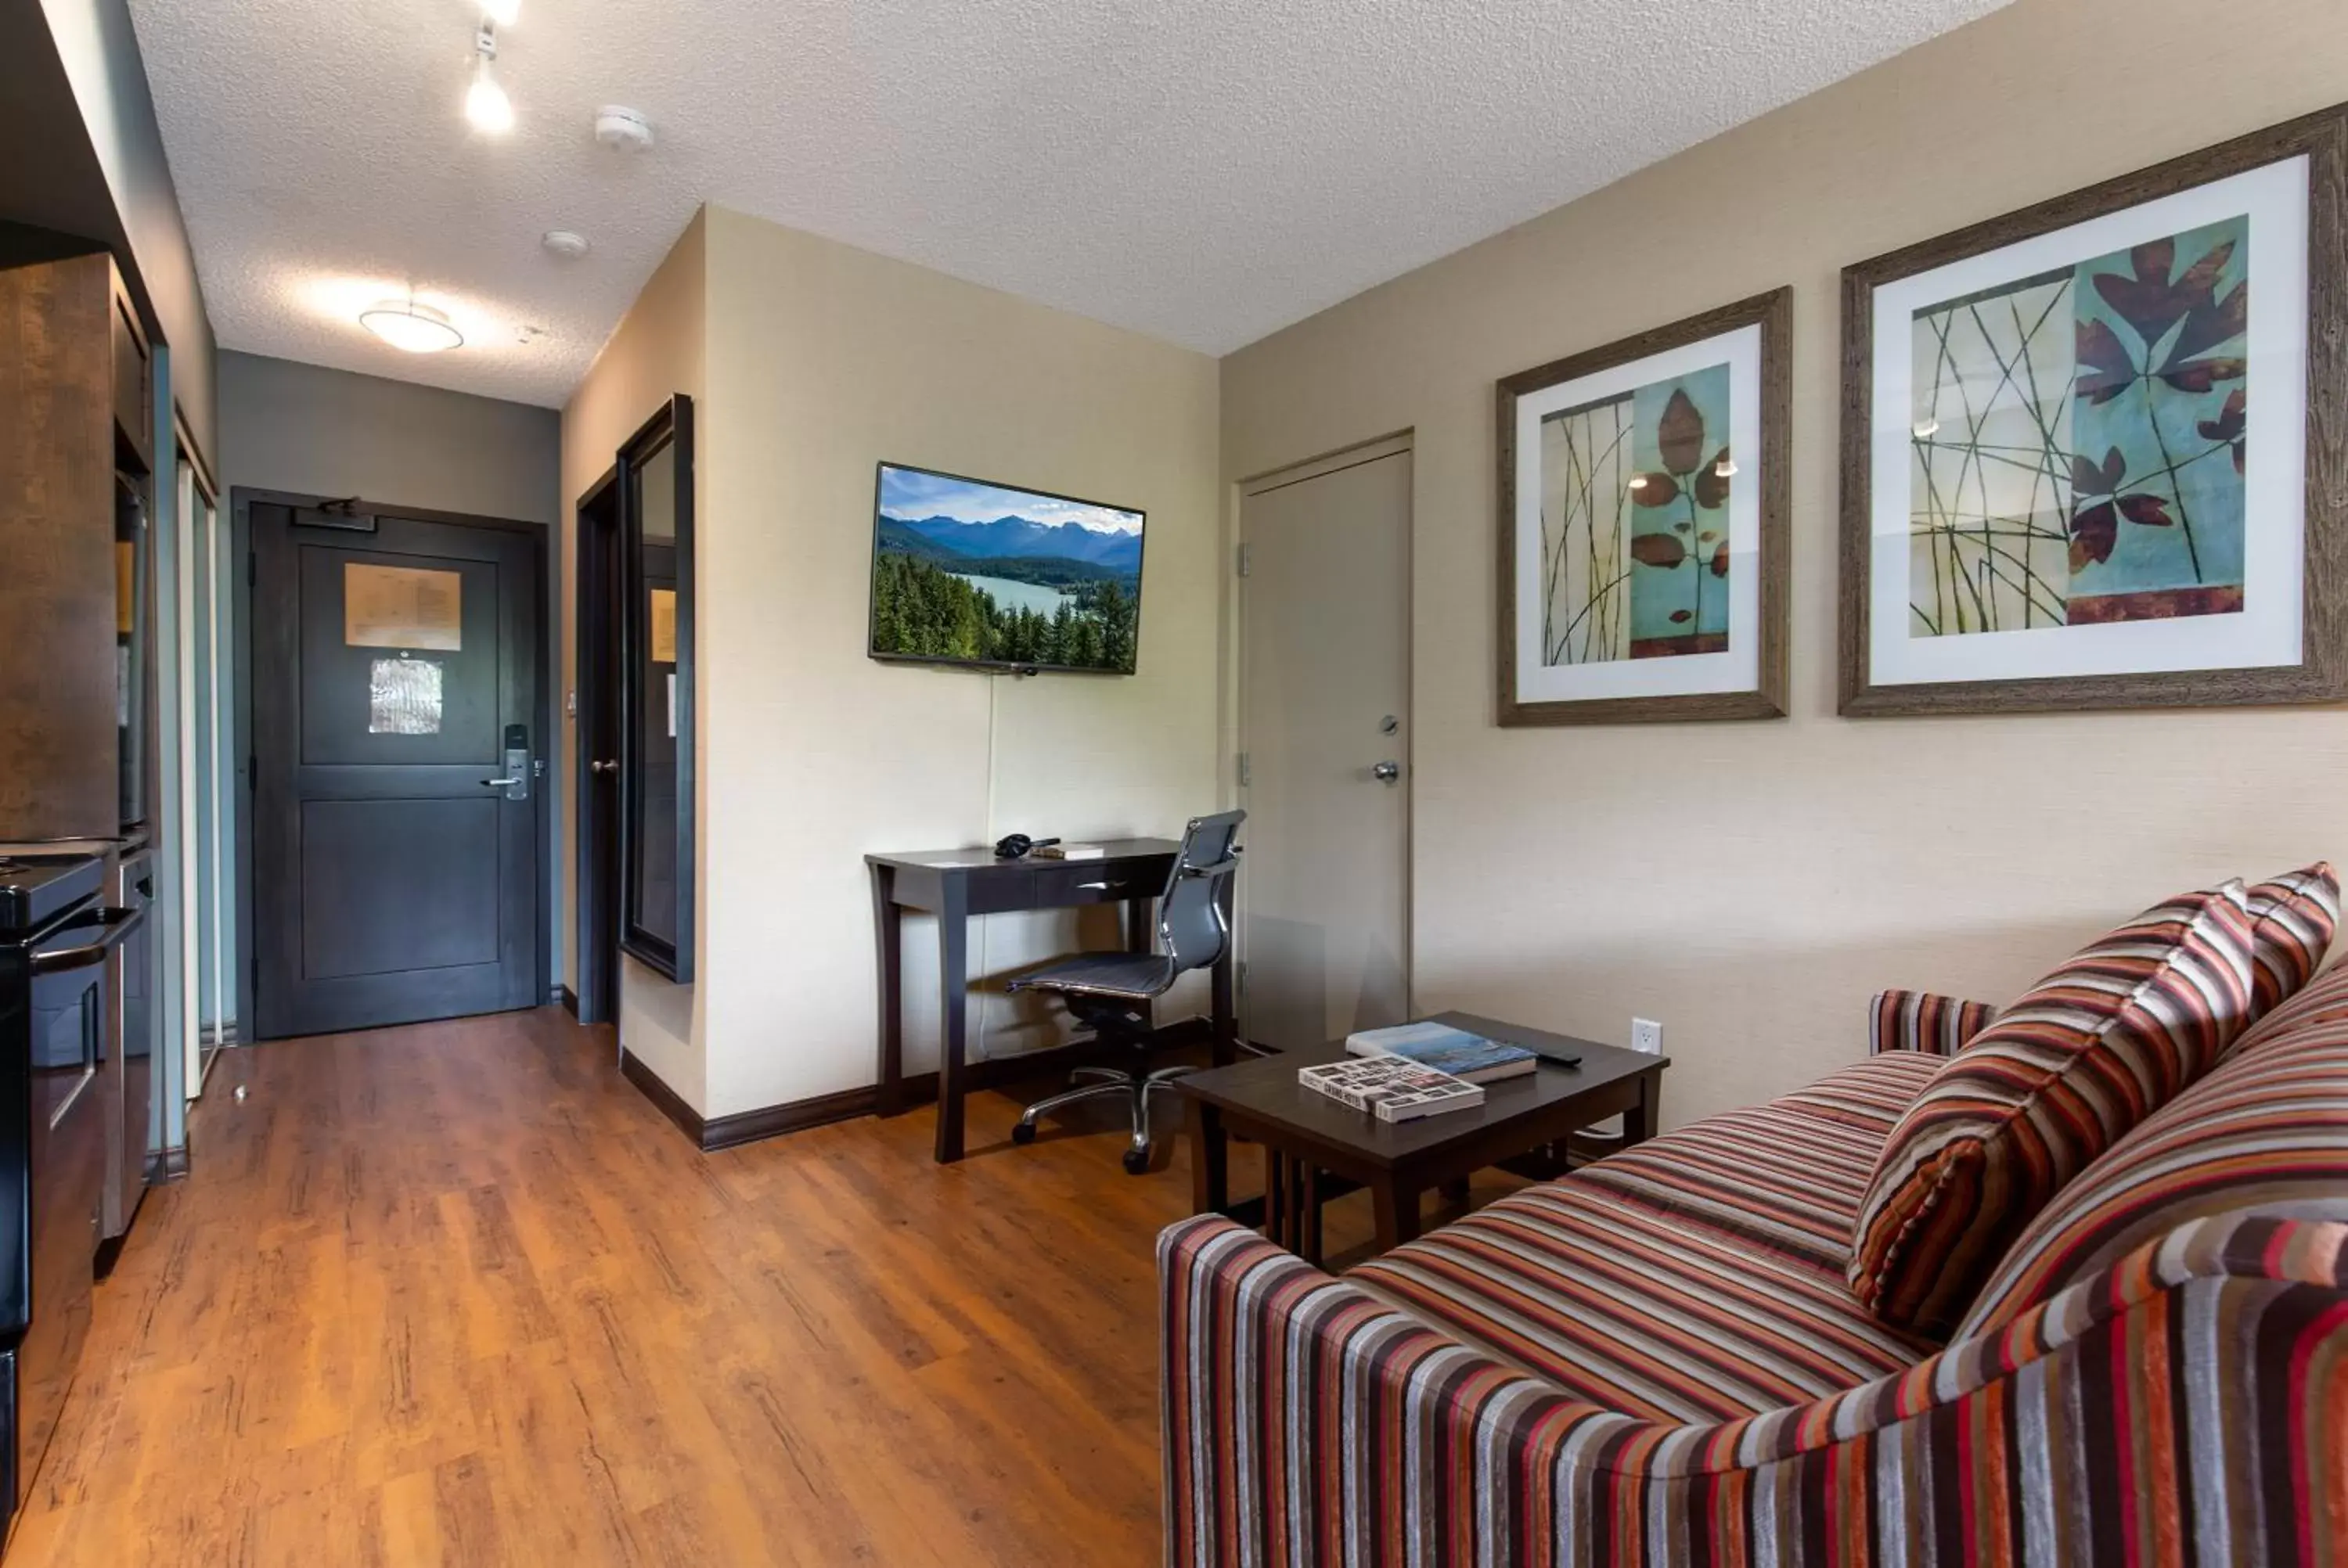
[1235,542,1251,578]
[1237,960,1248,995]
[1236,752,1251,788]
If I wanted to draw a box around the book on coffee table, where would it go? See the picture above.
[1345,1020,1540,1083]
[1297,1056,1485,1123]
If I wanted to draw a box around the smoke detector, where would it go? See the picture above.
[594,106,654,153]
[540,229,590,260]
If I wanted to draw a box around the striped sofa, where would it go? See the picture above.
[1159,967,2348,1566]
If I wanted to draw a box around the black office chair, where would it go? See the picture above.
[1006,810,1244,1174]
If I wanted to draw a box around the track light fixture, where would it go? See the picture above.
[465,23,513,134]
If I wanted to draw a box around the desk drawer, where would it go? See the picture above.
[1032,863,1158,906]
[965,869,1036,915]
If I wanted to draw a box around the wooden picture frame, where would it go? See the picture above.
[1840,104,2348,717]
[1497,287,1791,725]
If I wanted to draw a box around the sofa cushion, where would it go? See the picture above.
[1847,883,2257,1336]
[1349,1083,1939,1423]
[1349,1181,1933,1423]
[1956,955,2348,1340]
[1774,1049,1943,1133]
[1573,1053,1939,1275]
[2242,861,2339,1022]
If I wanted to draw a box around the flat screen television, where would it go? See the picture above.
[868,462,1145,675]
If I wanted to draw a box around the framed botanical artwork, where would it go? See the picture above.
[1841,104,2348,715]
[1497,288,1790,725]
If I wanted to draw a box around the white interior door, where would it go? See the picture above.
[1240,438,1410,1051]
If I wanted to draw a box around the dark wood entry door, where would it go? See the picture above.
[252,502,543,1038]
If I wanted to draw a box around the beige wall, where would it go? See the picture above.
[560,210,707,1105]
[1220,0,2348,1131]
[562,203,1222,1119]
[697,205,1221,1117]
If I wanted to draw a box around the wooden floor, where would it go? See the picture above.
[15,1007,1227,1566]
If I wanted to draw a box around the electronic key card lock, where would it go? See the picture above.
[483,724,531,802]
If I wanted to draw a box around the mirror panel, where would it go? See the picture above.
[618,396,693,981]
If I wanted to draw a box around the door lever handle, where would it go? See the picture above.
[481,776,522,788]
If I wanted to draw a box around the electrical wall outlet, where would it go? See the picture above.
[1630,1017,1664,1056]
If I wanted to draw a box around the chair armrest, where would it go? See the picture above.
[1161,1211,2348,1565]
[1867,987,1997,1056]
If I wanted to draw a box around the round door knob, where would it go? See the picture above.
[1371,761,1401,782]
[591,759,618,774]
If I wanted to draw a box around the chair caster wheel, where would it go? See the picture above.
[1122,1147,1150,1175]
[1011,1121,1038,1145]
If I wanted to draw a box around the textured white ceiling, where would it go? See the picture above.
[128,0,2008,409]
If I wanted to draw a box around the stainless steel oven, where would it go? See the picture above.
[0,854,136,1541]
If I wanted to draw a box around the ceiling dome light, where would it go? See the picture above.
[359,298,463,353]
[465,27,513,133]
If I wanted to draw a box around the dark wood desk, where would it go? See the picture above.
[1177,1012,1666,1264]
[868,840,1237,1163]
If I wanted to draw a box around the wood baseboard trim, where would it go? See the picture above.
[621,1017,1215,1155]
[702,1085,877,1150]
[143,1145,191,1185]
[618,1048,705,1143]
[558,985,579,1018]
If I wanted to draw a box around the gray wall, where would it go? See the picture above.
[219,351,560,524]
[218,351,567,999]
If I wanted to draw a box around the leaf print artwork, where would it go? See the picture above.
[1907,214,2249,636]
[1537,361,1733,664]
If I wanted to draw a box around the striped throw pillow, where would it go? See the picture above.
[2242,861,2339,1022]
[1953,955,2348,1340]
[1846,883,2257,1336]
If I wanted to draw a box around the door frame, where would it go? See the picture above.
[234,486,553,1036]
[571,466,622,1025]
[1232,430,1417,1038]
[178,434,222,1099]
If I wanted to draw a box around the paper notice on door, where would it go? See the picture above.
[345,563,462,650]
[650,588,677,664]
[369,656,444,735]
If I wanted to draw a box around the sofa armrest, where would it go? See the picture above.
[1161,1211,2348,1566]
[1867,987,1997,1056]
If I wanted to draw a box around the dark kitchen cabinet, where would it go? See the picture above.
[0,248,153,841]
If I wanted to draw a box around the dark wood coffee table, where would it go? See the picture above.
[1178,1012,1667,1264]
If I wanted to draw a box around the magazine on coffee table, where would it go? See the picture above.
[1298,1056,1485,1123]
[1344,1020,1541,1082]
